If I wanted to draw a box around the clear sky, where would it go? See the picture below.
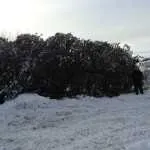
[0,0,150,56]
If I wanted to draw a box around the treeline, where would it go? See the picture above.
[0,33,136,99]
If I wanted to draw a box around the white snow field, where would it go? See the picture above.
[1,92,150,150]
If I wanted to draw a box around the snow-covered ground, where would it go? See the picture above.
[1,92,150,150]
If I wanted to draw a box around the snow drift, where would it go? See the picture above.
[1,92,150,150]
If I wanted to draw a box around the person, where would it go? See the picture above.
[132,66,144,95]
[0,91,6,104]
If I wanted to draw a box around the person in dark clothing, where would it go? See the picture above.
[0,91,6,104]
[132,67,144,95]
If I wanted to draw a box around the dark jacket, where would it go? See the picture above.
[0,92,6,104]
[132,69,144,85]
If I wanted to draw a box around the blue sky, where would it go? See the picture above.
[0,0,150,56]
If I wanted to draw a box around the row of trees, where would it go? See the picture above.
[0,33,136,99]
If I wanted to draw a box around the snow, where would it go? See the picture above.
[1,92,150,150]
[127,140,150,150]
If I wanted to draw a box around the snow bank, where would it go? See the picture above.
[1,92,150,150]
